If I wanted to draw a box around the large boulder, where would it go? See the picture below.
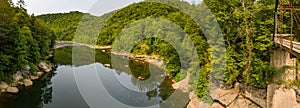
[30,76,39,80]
[23,79,33,87]
[0,82,8,90]
[44,68,51,73]
[7,87,18,93]
[36,72,44,77]
[272,88,297,108]
[38,62,51,72]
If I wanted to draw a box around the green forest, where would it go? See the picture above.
[37,0,276,100]
[0,0,55,82]
[0,0,279,101]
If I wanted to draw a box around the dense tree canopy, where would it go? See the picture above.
[0,0,56,82]
[37,11,91,41]
[37,0,276,99]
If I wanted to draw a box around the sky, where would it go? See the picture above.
[12,0,201,16]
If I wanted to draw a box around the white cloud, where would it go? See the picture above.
[12,0,201,16]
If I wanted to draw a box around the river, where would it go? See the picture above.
[0,46,189,108]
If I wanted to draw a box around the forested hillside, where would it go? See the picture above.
[0,0,56,82]
[37,0,276,100]
[37,11,97,41]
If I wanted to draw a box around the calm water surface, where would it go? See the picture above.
[0,46,188,108]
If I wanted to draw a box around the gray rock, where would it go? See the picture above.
[25,64,30,71]
[7,87,18,93]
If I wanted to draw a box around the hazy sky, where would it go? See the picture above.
[12,0,201,16]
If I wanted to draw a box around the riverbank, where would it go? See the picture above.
[56,41,161,62]
[55,41,112,50]
[0,62,53,94]
[55,41,166,73]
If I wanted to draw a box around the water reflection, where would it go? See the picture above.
[1,46,185,108]
[0,70,56,108]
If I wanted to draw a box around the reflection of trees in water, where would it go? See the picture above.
[54,46,174,101]
[2,68,56,108]
[40,72,56,105]
[54,46,96,66]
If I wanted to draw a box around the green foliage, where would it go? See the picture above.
[205,0,275,87]
[0,0,55,82]
[174,69,187,82]
[37,11,95,41]
[37,0,276,100]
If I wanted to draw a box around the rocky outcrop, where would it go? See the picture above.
[7,87,18,93]
[187,83,300,108]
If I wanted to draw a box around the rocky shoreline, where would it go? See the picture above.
[185,82,300,108]
[55,41,112,50]
[0,62,53,94]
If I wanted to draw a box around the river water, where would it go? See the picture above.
[0,46,188,108]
